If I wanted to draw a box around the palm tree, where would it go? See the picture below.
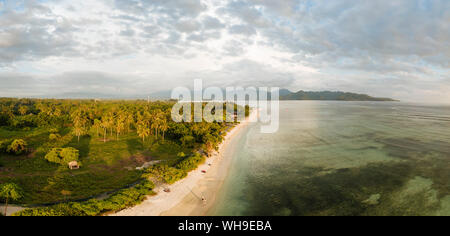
[100,116,109,143]
[143,111,151,131]
[93,119,101,137]
[18,106,28,116]
[137,122,150,143]
[71,108,91,143]
[107,112,115,137]
[151,109,164,139]
[0,183,23,216]
[115,113,126,140]
[151,117,160,139]
[73,118,87,142]
[160,118,168,141]
[126,113,134,133]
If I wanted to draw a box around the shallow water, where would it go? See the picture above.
[210,101,450,216]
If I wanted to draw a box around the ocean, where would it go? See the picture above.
[210,101,450,216]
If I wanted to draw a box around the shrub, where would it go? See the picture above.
[0,139,12,153]
[6,139,28,155]
[13,180,155,216]
[49,128,59,134]
[13,204,72,216]
[49,133,61,141]
[10,115,37,128]
[144,164,187,185]
[45,147,80,166]
[36,133,74,155]
[180,135,195,148]
[176,153,206,172]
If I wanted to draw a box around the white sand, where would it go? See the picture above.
[113,111,256,216]
[0,205,25,216]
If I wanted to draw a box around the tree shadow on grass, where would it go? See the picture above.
[65,135,91,159]
[126,137,144,156]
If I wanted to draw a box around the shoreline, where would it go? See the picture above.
[0,205,25,216]
[113,111,256,216]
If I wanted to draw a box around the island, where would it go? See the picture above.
[279,90,397,101]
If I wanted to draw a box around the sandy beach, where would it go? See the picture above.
[113,111,256,216]
[0,205,25,216]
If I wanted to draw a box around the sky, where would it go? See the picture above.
[0,0,449,102]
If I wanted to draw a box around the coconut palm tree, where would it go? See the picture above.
[93,119,101,137]
[18,106,28,116]
[115,112,126,140]
[0,183,23,216]
[126,113,134,133]
[160,118,169,141]
[100,116,110,143]
[137,122,150,143]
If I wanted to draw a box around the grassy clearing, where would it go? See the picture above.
[0,99,244,213]
[0,127,188,205]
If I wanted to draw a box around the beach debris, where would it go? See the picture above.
[202,170,207,174]
[164,188,171,193]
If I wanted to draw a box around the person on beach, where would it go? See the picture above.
[202,196,207,205]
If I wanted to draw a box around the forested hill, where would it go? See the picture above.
[279,90,397,101]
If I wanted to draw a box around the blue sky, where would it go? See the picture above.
[0,0,449,102]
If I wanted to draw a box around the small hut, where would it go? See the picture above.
[68,161,80,170]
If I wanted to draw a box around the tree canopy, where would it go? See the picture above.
[6,139,28,155]
[0,183,23,215]
[45,147,80,166]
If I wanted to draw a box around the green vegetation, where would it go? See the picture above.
[45,147,80,166]
[0,183,23,216]
[49,133,61,141]
[13,179,155,216]
[0,98,248,215]
[6,139,28,155]
[279,90,397,101]
[176,153,206,172]
[144,164,188,185]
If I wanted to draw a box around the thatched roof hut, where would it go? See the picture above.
[68,161,80,170]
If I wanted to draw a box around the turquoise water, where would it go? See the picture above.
[210,101,450,216]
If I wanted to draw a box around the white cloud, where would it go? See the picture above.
[0,0,448,103]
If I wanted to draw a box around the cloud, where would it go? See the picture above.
[223,40,246,57]
[229,24,257,36]
[0,72,44,97]
[196,59,296,88]
[0,2,80,63]
[0,0,448,103]
[0,70,180,98]
[114,0,207,19]
[175,20,202,33]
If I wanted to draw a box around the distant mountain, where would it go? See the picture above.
[34,91,174,100]
[36,89,395,102]
[279,90,396,101]
[279,89,293,97]
[144,89,397,102]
